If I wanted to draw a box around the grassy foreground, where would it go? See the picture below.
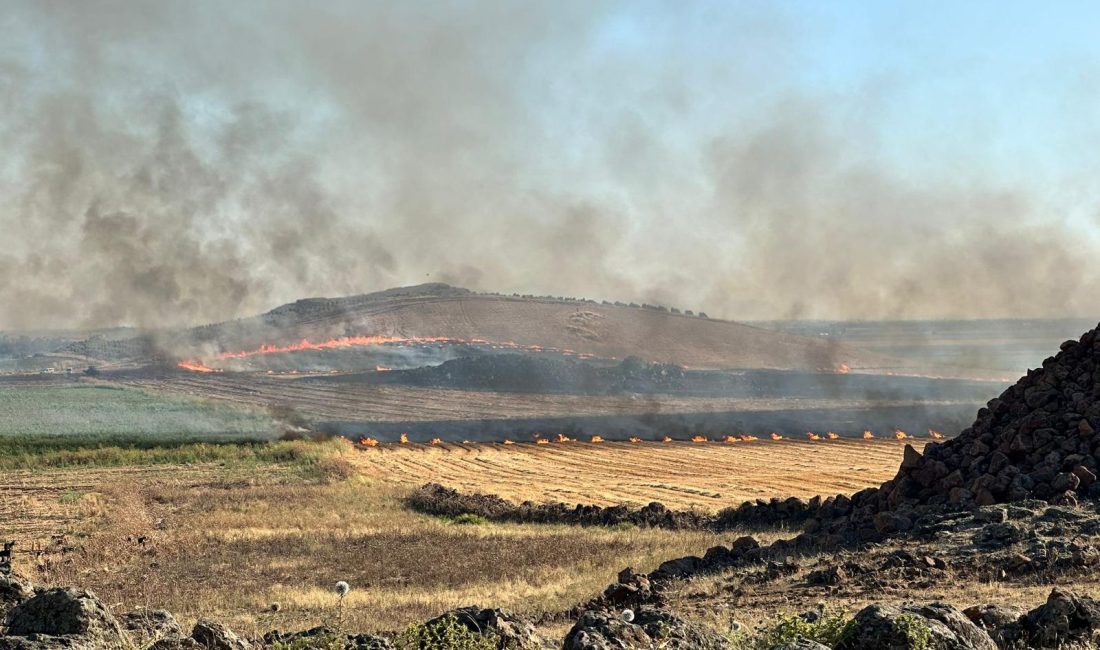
[6,437,746,636]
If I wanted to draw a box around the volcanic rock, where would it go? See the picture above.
[191,620,251,650]
[263,627,393,650]
[1017,589,1100,648]
[0,572,34,619]
[834,602,997,650]
[814,324,1100,543]
[2,588,130,649]
[563,606,728,650]
[424,607,545,650]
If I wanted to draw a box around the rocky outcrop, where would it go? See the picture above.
[3,588,130,649]
[1017,589,1100,648]
[0,573,34,620]
[563,607,728,650]
[814,325,1100,544]
[190,621,251,650]
[423,607,546,650]
[835,602,997,650]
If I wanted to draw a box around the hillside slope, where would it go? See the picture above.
[169,283,892,371]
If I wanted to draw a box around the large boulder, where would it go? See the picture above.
[0,573,34,619]
[190,621,251,650]
[1018,589,1100,648]
[423,607,545,650]
[835,602,997,650]
[2,588,130,649]
[563,607,728,650]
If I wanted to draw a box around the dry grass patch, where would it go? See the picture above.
[18,461,742,636]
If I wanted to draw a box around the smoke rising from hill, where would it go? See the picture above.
[1,2,1097,329]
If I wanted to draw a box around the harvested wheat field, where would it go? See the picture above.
[350,438,925,510]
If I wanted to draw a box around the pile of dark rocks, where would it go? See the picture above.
[804,324,1100,545]
[409,483,817,531]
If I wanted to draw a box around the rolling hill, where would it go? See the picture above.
[154,283,893,372]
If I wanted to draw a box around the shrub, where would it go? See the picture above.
[893,613,932,650]
[451,513,489,526]
[746,609,852,649]
[396,614,498,650]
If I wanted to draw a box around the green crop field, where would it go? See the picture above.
[0,384,276,438]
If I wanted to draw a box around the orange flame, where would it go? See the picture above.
[359,437,379,447]
[826,431,840,440]
[430,437,443,445]
[400,433,409,444]
[535,438,550,445]
[628,437,642,443]
[722,435,739,443]
[894,429,908,440]
[662,436,673,443]
[806,432,822,441]
[503,439,514,445]
[740,434,758,442]
[929,429,944,440]
[770,432,783,441]
[178,334,602,370]
[177,361,218,373]
[462,439,472,444]
[691,435,708,443]
[863,430,874,439]
[555,434,573,443]
[590,435,605,443]
[836,363,850,374]
[375,366,391,372]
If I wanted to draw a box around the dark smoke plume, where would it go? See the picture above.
[0,2,1096,330]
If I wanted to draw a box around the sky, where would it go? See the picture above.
[2,1,1100,329]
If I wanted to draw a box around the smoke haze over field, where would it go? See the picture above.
[3,1,1100,329]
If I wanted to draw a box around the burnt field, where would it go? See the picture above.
[82,365,986,441]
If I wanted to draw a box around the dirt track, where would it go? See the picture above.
[349,438,923,511]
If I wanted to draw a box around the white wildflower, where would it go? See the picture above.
[334,581,350,599]
[620,609,635,623]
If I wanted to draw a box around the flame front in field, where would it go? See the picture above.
[722,435,739,443]
[894,429,908,440]
[739,434,758,442]
[462,439,472,444]
[375,366,391,372]
[590,435,605,443]
[836,363,851,374]
[400,433,409,444]
[359,437,379,447]
[863,430,874,439]
[806,432,822,441]
[628,437,642,443]
[503,439,514,445]
[555,434,573,443]
[177,361,218,373]
[691,435,708,443]
[536,438,550,445]
[430,437,443,446]
[177,333,604,371]
[826,431,840,440]
[662,436,673,443]
[929,429,944,440]
[770,432,783,441]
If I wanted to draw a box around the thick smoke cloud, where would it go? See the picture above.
[0,1,1096,330]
